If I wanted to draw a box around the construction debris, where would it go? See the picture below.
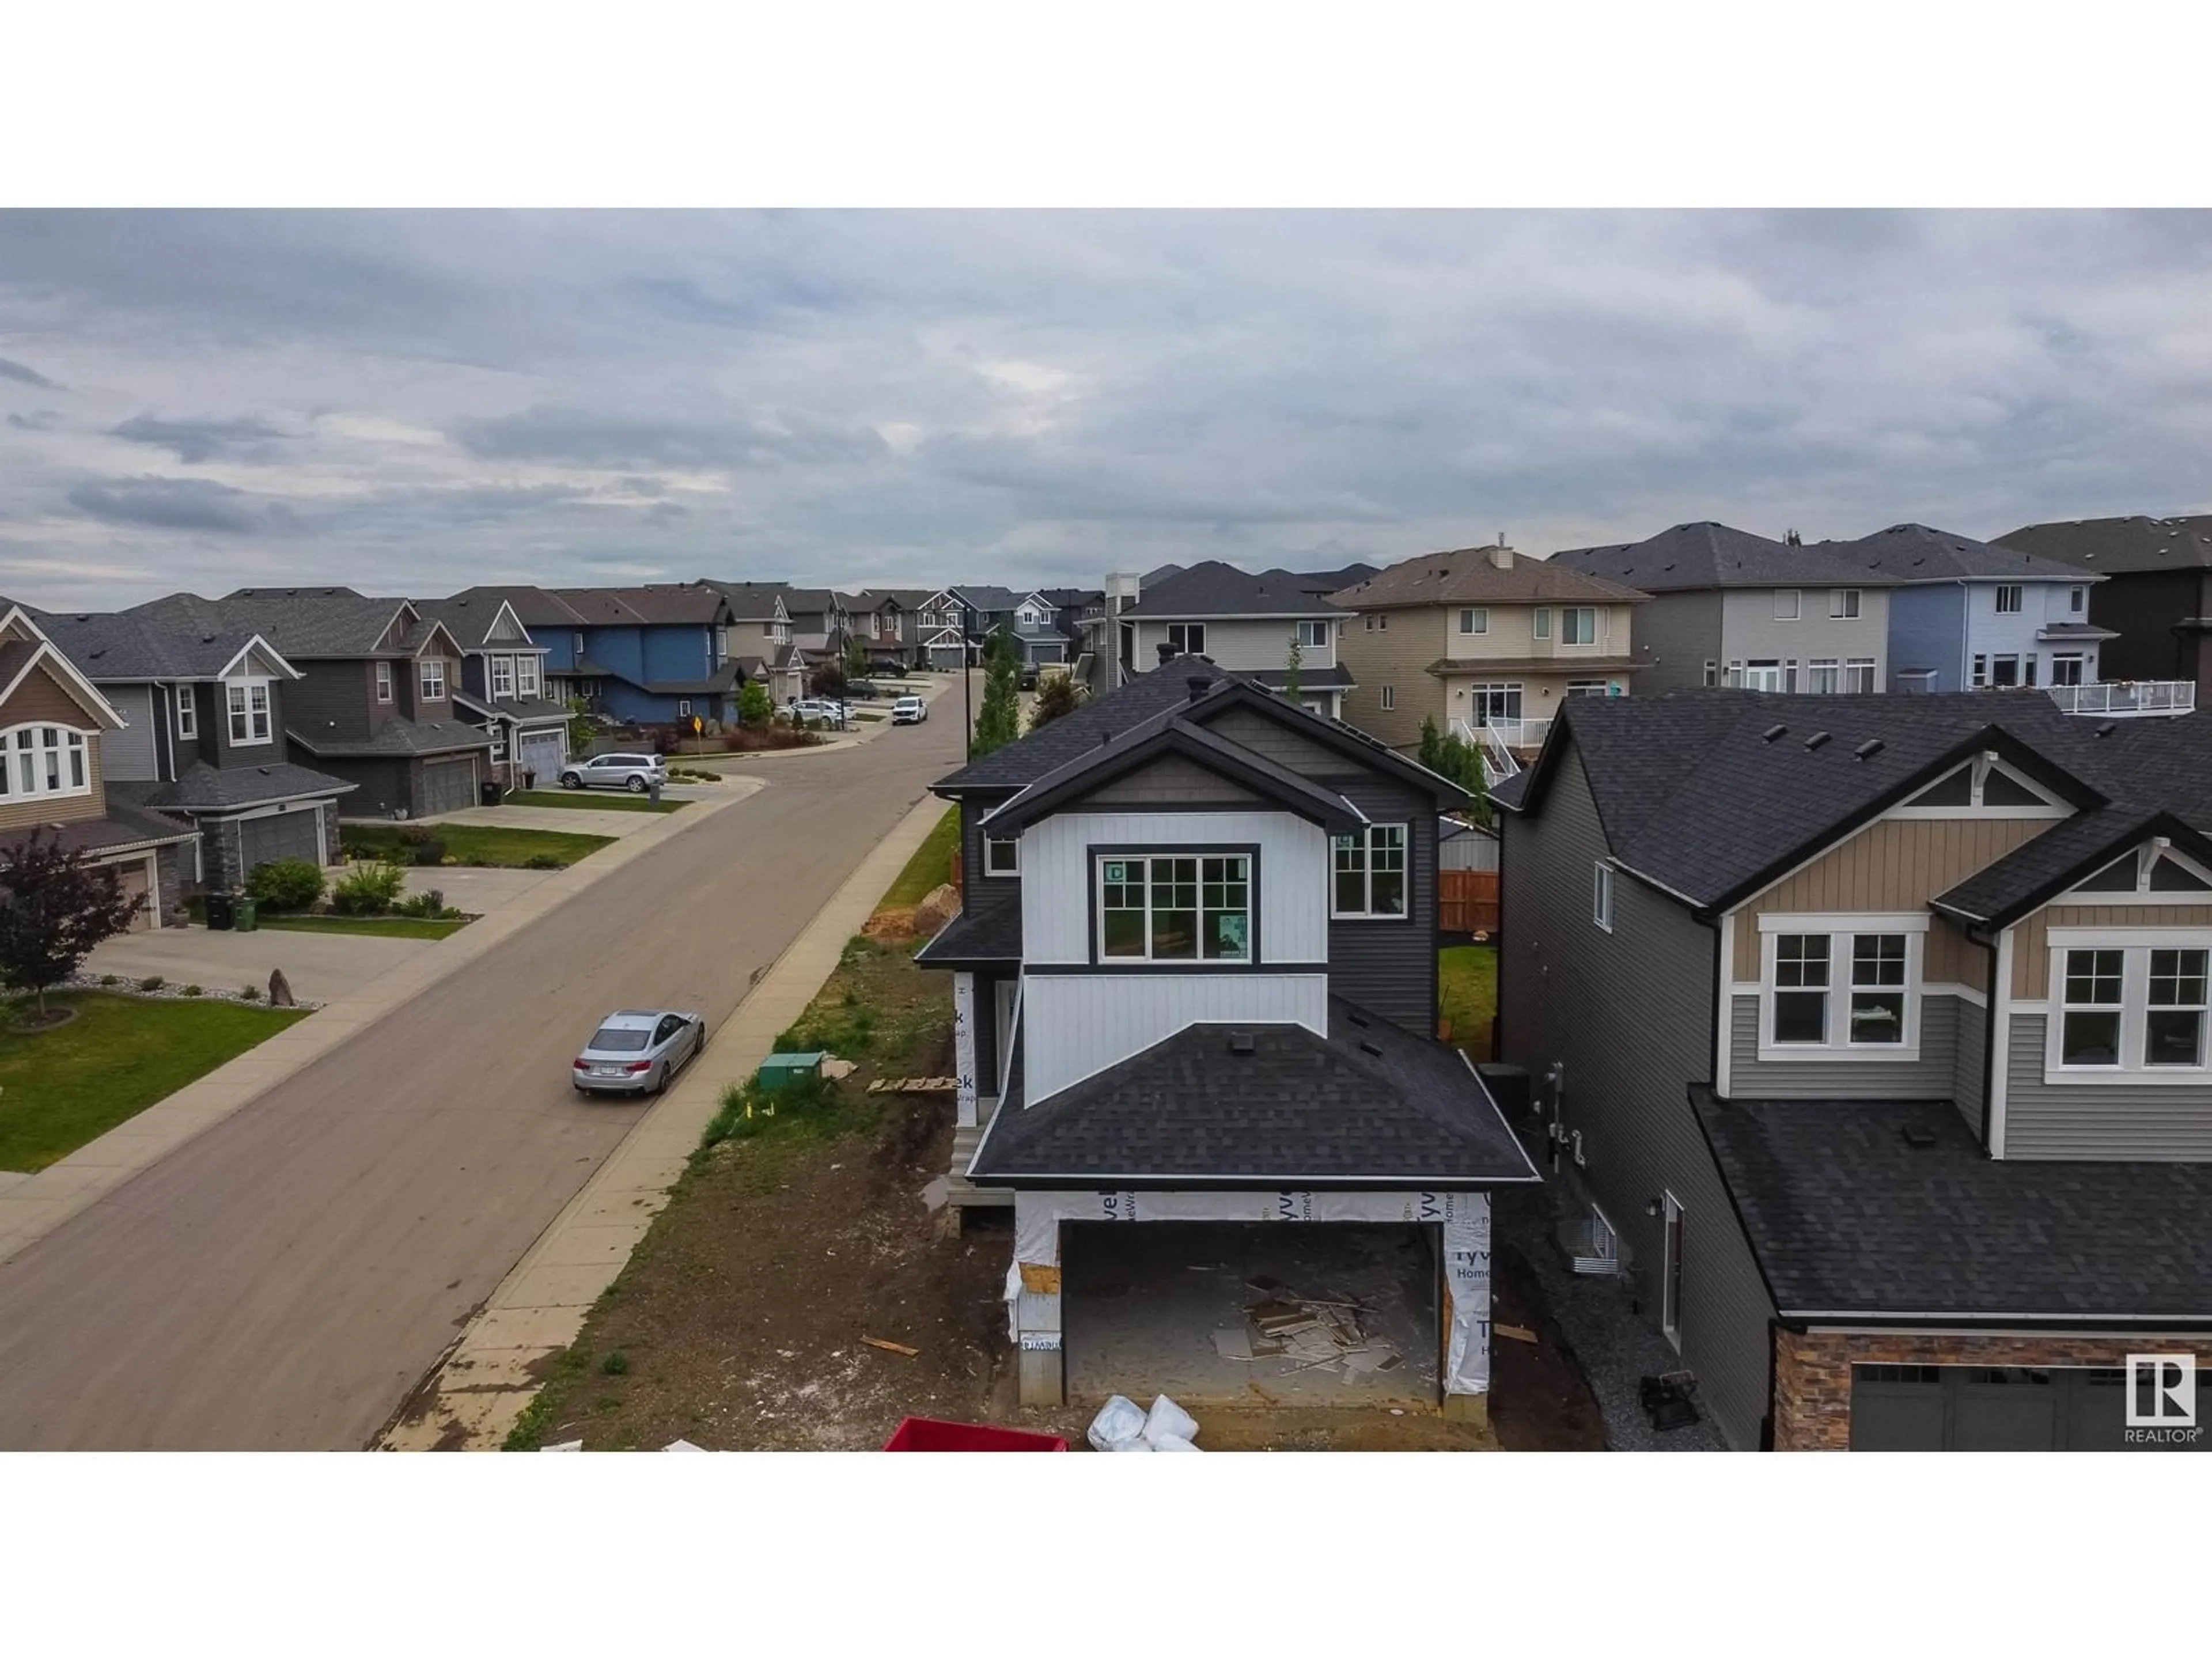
[865,1077,958,1095]
[1497,1323,1539,1344]
[861,1336,920,1357]
[1088,1393,1205,1452]
[1225,1283,1402,1380]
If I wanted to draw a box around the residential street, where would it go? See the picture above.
[0,697,971,1449]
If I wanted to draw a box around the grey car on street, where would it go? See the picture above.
[571,1008,705,1095]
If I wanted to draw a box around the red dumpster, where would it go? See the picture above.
[882,1416,1069,1451]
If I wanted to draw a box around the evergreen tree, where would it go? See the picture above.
[971,631,1022,757]
[1028,672,1082,730]
[1283,631,1304,702]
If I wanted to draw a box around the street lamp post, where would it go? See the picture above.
[962,597,976,762]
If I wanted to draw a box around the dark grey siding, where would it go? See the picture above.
[1729,995,1964,1099]
[324,756,411,820]
[1201,706,1343,773]
[1627,590,1725,693]
[173,684,211,772]
[286,660,374,744]
[961,796,1019,900]
[1326,775,1437,1029]
[1499,746,1777,1449]
[1952,997,1988,1134]
[2003,1013,2212,1160]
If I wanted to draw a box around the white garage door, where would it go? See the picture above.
[114,859,153,931]
[516,728,566,783]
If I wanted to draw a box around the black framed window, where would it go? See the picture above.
[1097,853,1249,963]
[1332,824,1407,918]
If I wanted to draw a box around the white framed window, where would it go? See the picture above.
[1995,585,2024,614]
[1971,654,1989,688]
[1532,608,1551,641]
[1703,661,1718,687]
[1741,660,1784,692]
[1165,622,1207,656]
[175,688,198,739]
[490,655,515,698]
[2069,586,2086,614]
[1363,615,1374,632]
[1297,619,1330,649]
[0,725,92,800]
[2046,933,2212,1080]
[1565,680,1610,698]
[1758,914,1927,1060]
[573,631,586,658]
[677,699,692,717]
[1457,607,1489,636]
[1378,613,1387,631]
[716,626,730,662]
[1774,589,1801,621]
[1561,607,1597,645]
[1831,589,1862,619]
[488,726,507,762]
[1097,853,1251,963]
[1379,685,1395,711]
[2050,652,2085,686]
[517,656,541,698]
[1332,824,1408,919]
[226,679,272,745]
[375,660,393,703]
[1805,659,1839,694]
[419,658,446,701]
[1592,862,1613,932]
[984,833,1019,877]
[1843,658,1877,694]
[1988,654,2021,688]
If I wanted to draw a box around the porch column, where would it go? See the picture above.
[1009,1190,1065,1406]
[953,972,979,1130]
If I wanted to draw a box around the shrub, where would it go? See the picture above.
[240,983,260,1001]
[330,861,408,916]
[183,984,203,997]
[522,851,565,869]
[394,889,444,918]
[99,972,119,986]
[411,837,448,867]
[246,857,325,912]
[600,1351,630,1377]
[138,976,164,992]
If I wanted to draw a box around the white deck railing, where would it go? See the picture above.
[2043,681,2196,717]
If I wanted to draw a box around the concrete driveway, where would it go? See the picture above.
[85,926,431,1005]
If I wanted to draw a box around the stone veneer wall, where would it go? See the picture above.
[1773,1328,2212,1450]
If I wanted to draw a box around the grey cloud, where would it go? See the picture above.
[109,413,291,464]
[452,403,889,471]
[0,356,60,388]
[7,410,62,431]
[66,476,287,535]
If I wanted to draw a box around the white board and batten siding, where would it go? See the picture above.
[1022,972,1330,1103]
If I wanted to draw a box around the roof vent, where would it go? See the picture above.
[1358,1040,1384,1058]
[1346,1010,1369,1029]
[1901,1125,1938,1149]
[1760,724,1788,744]
[1804,731,1831,751]
[1228,1031,1256,1056]
[1187,676,1209,703]
[2095,720,2117,738]
[1854,739,1885,762]
[258,766,271,775]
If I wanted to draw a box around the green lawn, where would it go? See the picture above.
[0,992,309,1172]
[255,914,472,940]
[503,790,685,814]
[879,806,961,909]
[339,823,613,868]
[1438,945,1498,1058]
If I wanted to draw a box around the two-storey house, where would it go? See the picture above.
[1331,543,1649,760]
[694,580,802,704]
[211,588,493,820]
[33,599,354,893]
[1994,514,2209,715]
[1816,523,2113,696]
[537,586,739,727]
[917,658,1536,1422]
[0,604,200,927]
[849,588,938,675]
[1113,560,1358,718]
[1551,522,1902,694]
[410,595,570,788]
[1494,691,2212,1450]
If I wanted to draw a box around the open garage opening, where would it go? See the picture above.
[1060,1222,1441,1411]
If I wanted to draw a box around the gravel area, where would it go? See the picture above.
[1493,1130,1730,1452]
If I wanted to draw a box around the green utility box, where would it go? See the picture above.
[755,1051,825,1093]
[231,896,260,933]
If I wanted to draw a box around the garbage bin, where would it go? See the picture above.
[524,768,537,791]
[204,890,236,931]
[232,896,259,933]
[480,779,502,807]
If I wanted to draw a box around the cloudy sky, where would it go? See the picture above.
[1,210,2209,609]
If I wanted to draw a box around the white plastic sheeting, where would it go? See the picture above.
[1007,1187,1493,1397]
[1087,1392,1206,1452]
[953,973,979,1130]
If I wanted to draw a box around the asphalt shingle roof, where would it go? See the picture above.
[1694,1089,2212,1317]
[1994,513,2212,575]
[1331,546,1649,611]
[1813,522,2096,584]
[1122,560,1348,619]
[913,889,1023,966]
[29,607,272,680]
[969,998,1539,1186]
[936,656,1237,791]
[289,717,495,757]
[409,594,549,650]
[127,760,356,812]
[1548,521,1907,593]
[440,585,590,628]
[0,801,200,857]
[213,589,419,656]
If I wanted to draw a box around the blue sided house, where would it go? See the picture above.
[455,585,741,726]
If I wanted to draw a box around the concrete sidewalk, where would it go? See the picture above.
[0,777,771,1266]
[379,788,950,1450]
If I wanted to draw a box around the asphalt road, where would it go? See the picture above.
[0,698,971,1449]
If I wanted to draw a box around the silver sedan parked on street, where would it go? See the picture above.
[571,1009,705,1096]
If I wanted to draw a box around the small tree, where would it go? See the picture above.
[971,632,1023,757]
[843,635,868,680]
[1029,673,1083,731]
[811,658,849,698]
[1419,716,1489,824]
[565,695,595,754]
[738,680,773,727]
[0,828,146,1018]
[1284,630,1304,702]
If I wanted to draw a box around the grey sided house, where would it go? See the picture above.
[1494,691,2212,1451]
[410,594,570,789]
[209,589,495,820]
[32,599,355,895]
[1995,514,2210,715]
[0,604,202,926]
[917,658,1537,1424]
[1110,560,1358,718]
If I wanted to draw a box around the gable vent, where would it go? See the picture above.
[1854,739,1885,762]
[1228,1032,1256,1056]
[1760,724,1788,744]
[1804,731,1831,751]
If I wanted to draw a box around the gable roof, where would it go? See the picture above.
[1993,513,2212,575]
[211,588,429,656]
[29,605,298,684]
[1330,546,1649,611]
[552,585,729,626]
[1121,559,1347,620]
[0,605,126,726]
[1813,523,2097,585]
[948,584,1026,613]
[1548,522,1907,593]
[440,585,590,628]
[695,579,793,621]
[410,594,537,651]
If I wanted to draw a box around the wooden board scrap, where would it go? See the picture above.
[861,1336,919,1357]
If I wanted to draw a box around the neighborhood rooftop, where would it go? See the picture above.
[1550,521,1910,592]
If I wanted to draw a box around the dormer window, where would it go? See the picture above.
[227,679,271,745]
[490,655,515,699]
[420,658,447,701]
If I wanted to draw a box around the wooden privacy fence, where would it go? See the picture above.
[1440,869,1499,935]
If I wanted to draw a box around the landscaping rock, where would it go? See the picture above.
[911,883,961,938]
[268,968,296,1008]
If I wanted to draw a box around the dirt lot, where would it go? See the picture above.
[503,925,1606,1452]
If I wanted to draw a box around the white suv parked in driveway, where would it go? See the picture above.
[559,752,667,793]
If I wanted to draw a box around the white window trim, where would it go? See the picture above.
[1379,685,1395,711]
[1296,619,1330,649]
[1994,584,2024,614]
[0,724,94,801]
[1805,658,1840,695]
[2055,841,2212,903]
[1774,588,1801,621]
[175,688,198,739]
[1531,608,1550,641]
[488,726,507,762]
[1165,622,1207,657]
[517,656,541,698]
[2043,930,2212,1083]
[1592,862,1614,933]
[1660,1192,1685,1350]
[419,658,447,701]
[1559,607,1599,647]
[984,832,1020,877]
[1830,589,1862,620]
[375,660,393,703]
[490,655,515,698]
[226,677,273,747]
[1331,823,1410,921]
[1457,607,1490,636]
[1755,912,1928,1062]
[1842,658,1877,694]
[676,699,692,718]
[1885,752,2071,821]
